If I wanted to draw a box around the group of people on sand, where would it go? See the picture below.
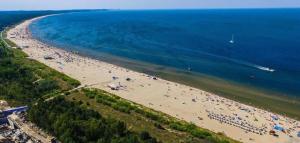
[202,92,300,139]
[207,110,267,135]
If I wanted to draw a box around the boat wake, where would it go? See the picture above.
[254,65,275,72]
[186,50,276,73]
[228,59,276,73]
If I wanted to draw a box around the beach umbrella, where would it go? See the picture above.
[274,124,284,131]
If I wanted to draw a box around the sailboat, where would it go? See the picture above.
[229,34,234,44]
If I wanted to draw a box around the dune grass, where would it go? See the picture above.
[0,39,80,106]
[66,88,240,143]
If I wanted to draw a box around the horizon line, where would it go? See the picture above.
[1,7,300,12]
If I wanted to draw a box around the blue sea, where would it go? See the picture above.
[29,9,300,97]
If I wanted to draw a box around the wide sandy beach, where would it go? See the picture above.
[7,16,300,143]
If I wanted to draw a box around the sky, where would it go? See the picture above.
[1,0,300,10]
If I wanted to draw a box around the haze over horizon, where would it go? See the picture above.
[1,0,300,10]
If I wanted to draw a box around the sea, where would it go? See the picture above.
[29,9,300,97]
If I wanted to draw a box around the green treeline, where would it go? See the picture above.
[83,89,237,143]
[0,41,79,106]
[0,40,160,142]
[28,96,159,143]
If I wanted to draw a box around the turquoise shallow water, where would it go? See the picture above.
[29,9,300,97]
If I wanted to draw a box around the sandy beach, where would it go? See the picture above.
[7,16,300,143]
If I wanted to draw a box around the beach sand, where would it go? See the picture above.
[7,16,300,143]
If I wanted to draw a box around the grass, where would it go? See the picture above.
[12,47,81,90]
[66,90,202,143]
[3,28,80,88]
[0,36,80,106]
[66,88,240,143]
[1,27,17,48]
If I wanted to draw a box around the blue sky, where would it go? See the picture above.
[1,0,300,10]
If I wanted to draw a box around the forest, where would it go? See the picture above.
[28,96,158,143]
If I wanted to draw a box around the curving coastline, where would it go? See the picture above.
[6,16,300,143]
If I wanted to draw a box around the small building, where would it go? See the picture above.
[0,106,28,125]
[108,83,119,90]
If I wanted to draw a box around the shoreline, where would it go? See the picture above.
[7,15,300,143]
[27,12,300,119]
[30,22,300,119]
